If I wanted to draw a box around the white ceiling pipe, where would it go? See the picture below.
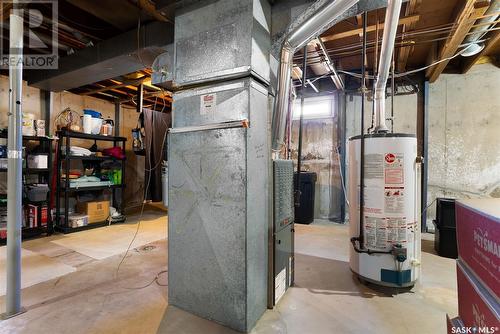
[461,0,500,57]
[374,0,403,133]
[271,0,360,152]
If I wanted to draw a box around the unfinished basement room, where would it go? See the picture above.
[0,0,499,333]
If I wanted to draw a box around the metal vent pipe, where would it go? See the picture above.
[271,0,360,151]
[373,0,403,133]
[461,0,500,57]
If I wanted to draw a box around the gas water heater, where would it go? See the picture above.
[348,134,421,287]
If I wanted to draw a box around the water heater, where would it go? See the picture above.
[348,134,421,287]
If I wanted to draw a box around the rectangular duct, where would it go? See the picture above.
[173,0,271,87]
[169,75,270,331]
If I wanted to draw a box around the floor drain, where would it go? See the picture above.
[141,245,156,252]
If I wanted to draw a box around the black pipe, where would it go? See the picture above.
[358,12,367,248]
[295,45,307,207]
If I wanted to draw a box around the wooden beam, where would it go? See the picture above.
[397,0,422,72]
[426,0,490,83]
[81,78,146,95]
[461,29,500,73]
[321,15,420,43]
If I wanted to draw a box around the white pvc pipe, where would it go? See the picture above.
[5,10,24,317]
[374,0,403,133]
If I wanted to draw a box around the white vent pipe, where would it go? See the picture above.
[271,0,359,151]
[374,0,403,133]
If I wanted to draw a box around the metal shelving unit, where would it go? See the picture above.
[0,133,53,245]
[55,130,126,234]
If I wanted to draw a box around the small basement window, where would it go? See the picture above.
[292,96,335,119]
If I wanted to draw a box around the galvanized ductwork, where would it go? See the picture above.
[373,0,403,133]
[271,0,360,152]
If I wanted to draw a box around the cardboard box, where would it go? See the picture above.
[456,199,500,299]
[27,204,38,228]
[77,200,109,223]
[27,154,48,169]
[457,261,500,330]
[40,204,48,227]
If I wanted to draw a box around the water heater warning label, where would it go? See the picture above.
[384,153,404,184]
[365,216,408,249]
[385,186,405,214]
[365,217,387,249]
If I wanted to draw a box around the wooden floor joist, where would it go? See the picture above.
[320,14,420,43]
[397,0,422,72]
[425,0,491,83]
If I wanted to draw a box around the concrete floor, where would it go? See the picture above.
[0,212,457,334]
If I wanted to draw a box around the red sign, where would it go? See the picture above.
[385,153,396,163]
[456,200,500,300]
[457,261,499,329]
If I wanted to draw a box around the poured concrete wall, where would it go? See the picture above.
[290,95,342,221]
[426,63,500,228]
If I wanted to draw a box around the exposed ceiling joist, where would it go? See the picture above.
[66,0,140,31]
[397,0,422,71]
[426,0,491,83]
[461,28,500,72]
[81,78,146,95]
[321,15,420,43]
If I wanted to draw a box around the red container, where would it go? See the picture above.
[457,261,500,330]
[456,199,500,300]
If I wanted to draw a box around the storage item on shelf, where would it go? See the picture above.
[40,204,48,227]
[27,154,48,169]
[61,146,92,156]
[26,204,38,228]
[0,158,7,169]
[91,117,103,135]
[77,200,110,223]
[55,108,81,132]
[82,114,92,134]
[102,146,125,159]
[83,109,102,118]
[68,176,112,188]
[67,214,89,228]
[102,119,114,136]
[22,113,35,136]
[34,120,45,136]
[25,184,50,202]
[0,145,6,158]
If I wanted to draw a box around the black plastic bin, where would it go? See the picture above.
[294,171,317,224]
[436,198,456,228]
[433,198,458,258]
[433,220,458,259]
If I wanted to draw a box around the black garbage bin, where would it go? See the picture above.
[294,171,317,224]
[433,198,458,258]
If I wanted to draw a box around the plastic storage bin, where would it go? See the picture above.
[25,184,50,202]
[433,220,458,258]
